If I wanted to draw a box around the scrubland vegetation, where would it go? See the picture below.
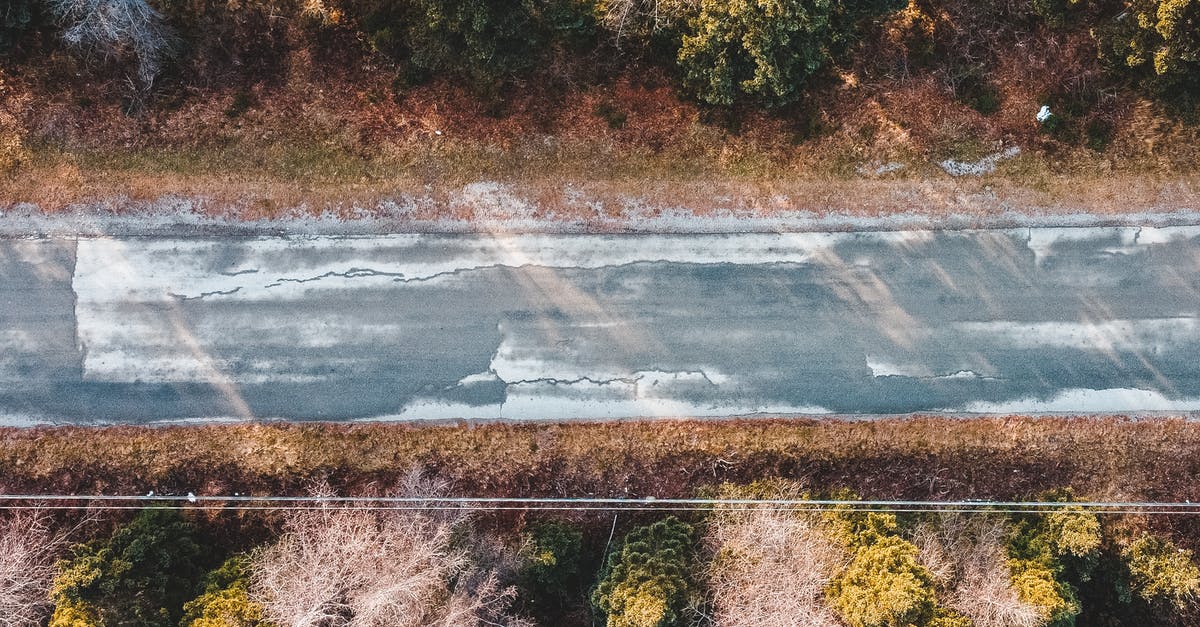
[2,0,1200,212]
[3,477,1200,626]
[1,418,1200,624]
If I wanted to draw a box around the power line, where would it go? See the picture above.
[2,505,1200,515]
[0,494,1197,514]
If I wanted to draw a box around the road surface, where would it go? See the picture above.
[3,228,1200,424]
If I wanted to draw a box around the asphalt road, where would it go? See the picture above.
[3,228,1200,424]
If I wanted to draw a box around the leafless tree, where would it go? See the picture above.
[44,0,175,89]
[250,474,529,627]
[703,503,847,627]
[912,514,1042,627]
[597,0,697,45]
[0,511,75,627]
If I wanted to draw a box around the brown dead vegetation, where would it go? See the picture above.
[2,416,1200,548]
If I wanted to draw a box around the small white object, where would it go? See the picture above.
[187,492,197,503]
[1037,105,1052,124]
[434,130,443,136]
[146,490,154,496]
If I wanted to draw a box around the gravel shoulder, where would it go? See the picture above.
[3,174,1200,236]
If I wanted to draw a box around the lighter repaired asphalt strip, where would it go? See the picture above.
[2,228,1199,423]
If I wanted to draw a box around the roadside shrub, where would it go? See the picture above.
[0,511,74,627]
[0,0,39,52]
[520,521,584,614]
[1043,508,1102,560]
[49,508,207,627]
[47,600,104,627]
[45,0,177,88]
[249,477,523,627]
[912,515,1042,627]
[826,511,969,627]
[1094,0,1200,95]
[1085,118,1114,150]
[828,532,939,627]
[181,555,271,627]
[1122,534,1200,609]
[1006,494,1101,626]
[592,517,696,627]
[678,0,836,106]
[703,482,846,626]
[1008,558,1080,625]
[883,0,936,63]
[953,70,1002,114]
[1031,0,1082,27]
[678,0,903,106]
[361,0,557,92]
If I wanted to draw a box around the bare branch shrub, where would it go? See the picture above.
[596,0,697,45]
[0,511,74,627]
[249,473,527,627]
[45,0,175,88]
[912,515,1042,627]
[703,503,846,627]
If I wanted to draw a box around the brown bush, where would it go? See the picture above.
[0,511,74,627]
[249,473,528,627]
[912,514,1042,627]
[703,497,846,626]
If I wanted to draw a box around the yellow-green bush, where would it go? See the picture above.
[1005,493,1101,627]
[1044,507,1103,559]
[49,509,207,627]
[1122,535,1200,608]
[592,517,696,627]
[1094,0,1200,93]
[181,555,272,627]
[48,600,104,627]
[1008,558,1080,625]
[827,534,940,627]
[825,509,970,627]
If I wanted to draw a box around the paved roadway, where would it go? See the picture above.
[2,228,1200,424]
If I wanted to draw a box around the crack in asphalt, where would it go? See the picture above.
[264,268,408,287]
[261,259,812,290]
[168,287,243,301]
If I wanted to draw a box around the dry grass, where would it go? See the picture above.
[2,416,1200,532]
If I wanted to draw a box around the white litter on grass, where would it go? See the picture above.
[1037,105,1052,124]
[938,146,1021,176]
[855,161,906,177]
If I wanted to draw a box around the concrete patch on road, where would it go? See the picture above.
[958,388,1200,413]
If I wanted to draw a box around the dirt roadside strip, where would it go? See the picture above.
[3,175,1200,235]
